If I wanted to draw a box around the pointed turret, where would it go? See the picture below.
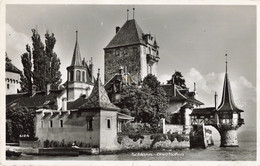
[218,54,243,113]
[70,31,82,66]
[66,31,94,101]
[79,69,119,111]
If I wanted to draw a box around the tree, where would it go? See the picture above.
[6,105,36,143]
[31,29,46,91]
[45,32,62,90]
[167,71,186,88]
[20,29,62,92]
[142,74,160,90]
[120,75,168,126]
[20,45,33,92]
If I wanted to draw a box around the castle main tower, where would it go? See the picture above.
[104,13,159,84]
[66,31,94,101]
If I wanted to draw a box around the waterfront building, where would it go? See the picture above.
[35,70,133,151]
[190,55,244,147]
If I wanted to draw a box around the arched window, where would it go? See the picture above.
[76,70,81,81]
[70,71,74,81]
[82,71,85,82]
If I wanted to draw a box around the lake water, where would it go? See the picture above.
[7,131,256,161]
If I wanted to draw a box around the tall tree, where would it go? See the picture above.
[31,29,46,91]
[20,45,33,93]
[20,29,62,92]
[45,32,62,90]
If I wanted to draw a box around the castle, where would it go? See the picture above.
[6,10,244,150]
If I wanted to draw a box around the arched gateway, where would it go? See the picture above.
[190,54,244,147]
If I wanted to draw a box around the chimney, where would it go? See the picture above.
[116,26,120,34]
[46,83,51,95]
[89,57,94,81]
[62,97,67,111]
[119,66,123,75]
[124,66,128,74]
[214,92,218,109]
[31,85,37,97]
[194,82,196,92]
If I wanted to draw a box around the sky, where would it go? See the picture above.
[6,5,256,132]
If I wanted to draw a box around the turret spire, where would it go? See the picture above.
[70,31,82,66]
[127,9,129,20]
[225,53,228,74]
[133,8,135,19]
[217,54,243,113]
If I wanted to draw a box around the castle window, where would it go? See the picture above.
[49,120,53,128]
[7,84,9,89]
[70,71,74,81]
[86,117,93,130]
[82,71,85,82]
[107,118,111,129]
[60,120,63,128]
[115,49,120,56]
[76,70,81,81]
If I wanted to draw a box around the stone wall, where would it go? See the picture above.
[117,133,190,150]
[104,45,142,83]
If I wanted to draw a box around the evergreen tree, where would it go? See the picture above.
[31,29,46,91]
[20,29,62,92]
[45,32,62,90]
[20,45,32,92]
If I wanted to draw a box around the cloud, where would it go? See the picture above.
[6,23,31,55]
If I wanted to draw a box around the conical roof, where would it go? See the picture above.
[217,58,243,112]
[104,19,146,49]
[79,70,119,111]
[6,53,21,74]
[70,31,82,66]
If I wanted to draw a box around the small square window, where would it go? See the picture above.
[7,84,9,89]
[86,117,93,130]
[107,119,111,129]
[60,120,63,128]
[49,120,53,128]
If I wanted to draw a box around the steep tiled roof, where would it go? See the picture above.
[161,84,204,105]
[218,73,243,112]
[6,54,21,74]
[191,107,215,115]
[105,19,146,49]
[70,31,82,66]
[79,72,120,111]
[6,90,63,109]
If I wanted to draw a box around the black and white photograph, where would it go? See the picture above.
[2,2,258,165]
